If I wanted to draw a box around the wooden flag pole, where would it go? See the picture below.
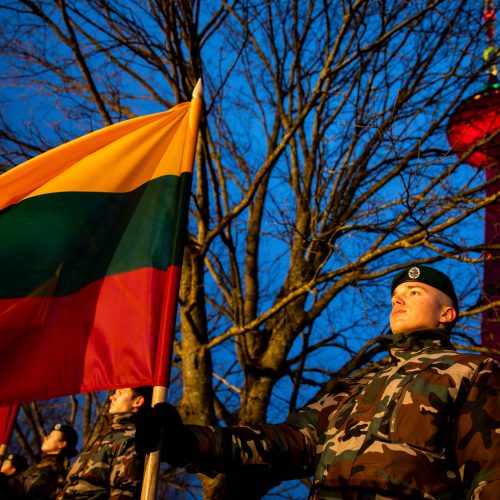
[140,386,167,500]
[140,79,203,500]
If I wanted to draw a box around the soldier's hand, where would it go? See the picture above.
[135,402,197,467]
[135,404,163,455]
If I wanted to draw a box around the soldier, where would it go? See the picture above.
[57,386,152,499]
[136,266,500,499]
[0,423,78,499]
[0,453,28,478]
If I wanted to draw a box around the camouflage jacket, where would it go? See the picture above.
[57,413,142,499]
[2,454,67,499]
[188,329,500,499]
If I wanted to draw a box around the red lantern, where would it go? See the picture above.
[446,87,500,351]
[446,88,500,169]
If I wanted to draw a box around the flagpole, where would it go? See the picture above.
[140,79,203,500]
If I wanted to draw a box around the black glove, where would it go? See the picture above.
[135,402,198,467]
[135,404,162,455]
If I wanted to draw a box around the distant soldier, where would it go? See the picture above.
[136,266,500,499]
[57,386,152,499]
[0,423,78,499]
[0,453,28,478]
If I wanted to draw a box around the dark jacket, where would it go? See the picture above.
[1,454,67,499]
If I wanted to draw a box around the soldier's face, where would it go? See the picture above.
[109,388,141,414]
[0,459,17,476]
[390,282,455,334]
[41,430,66,454]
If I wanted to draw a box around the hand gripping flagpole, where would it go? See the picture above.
[140,79,203,500]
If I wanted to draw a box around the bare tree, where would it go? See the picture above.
[1,0,498,498]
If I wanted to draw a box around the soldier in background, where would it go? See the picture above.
[57,386,152,499]
[136,266,500,499]
[0,453,28,478]
[0,423,78,499]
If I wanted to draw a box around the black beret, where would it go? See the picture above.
[391,265,459,315]
[52,423,78,453]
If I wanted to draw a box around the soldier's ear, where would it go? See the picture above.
[132,395,145,409]
[440,305,456,325]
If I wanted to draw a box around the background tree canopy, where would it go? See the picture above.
[1,1,498,498]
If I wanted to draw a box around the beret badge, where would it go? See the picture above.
[408,267,420,279]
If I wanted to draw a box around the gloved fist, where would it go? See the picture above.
[135,402,198,467]
[135,404,163,455]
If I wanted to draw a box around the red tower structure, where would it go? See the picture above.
[446,1,500,350]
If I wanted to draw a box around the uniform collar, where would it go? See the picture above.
[384,328,454,361]
[105,412,137,427]
[39,453,65,464]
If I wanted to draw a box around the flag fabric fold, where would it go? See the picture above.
[0,98,200,406]
[0,405,19,458]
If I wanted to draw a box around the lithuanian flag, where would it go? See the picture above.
[0,90,201,406]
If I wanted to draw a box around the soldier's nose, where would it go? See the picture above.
[392,294,404,306]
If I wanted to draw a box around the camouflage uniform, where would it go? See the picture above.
[2,454,67,499]
[187,329,500,499]
[57,413,142,499]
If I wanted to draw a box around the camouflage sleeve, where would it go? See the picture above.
[455,357,500,498]
[6,464,59,498]
[185,392,347,478]
[188,420,316,478]
[109,439,143,499]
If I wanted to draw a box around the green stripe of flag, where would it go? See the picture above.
[0,174,191,298]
